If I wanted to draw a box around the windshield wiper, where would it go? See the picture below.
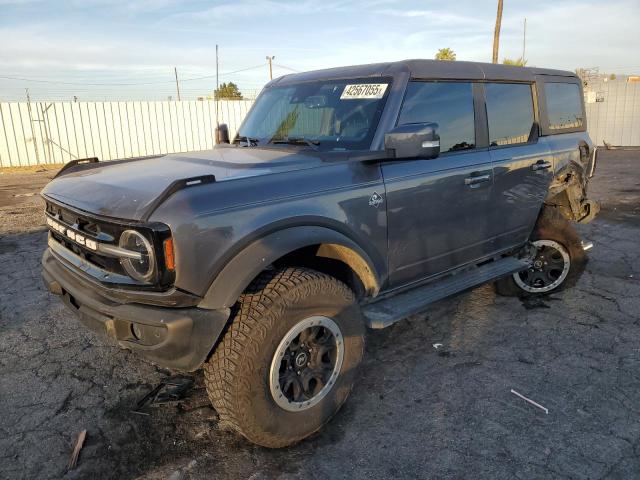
[270,136,320,150]
[233,135,259,147]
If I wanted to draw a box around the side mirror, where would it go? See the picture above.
[384,122,440,160]
[215,123,230,144]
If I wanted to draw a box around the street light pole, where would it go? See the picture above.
[266,55,275,80]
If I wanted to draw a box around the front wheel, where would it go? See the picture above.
[495,208,587,297]
[204,267,365,448]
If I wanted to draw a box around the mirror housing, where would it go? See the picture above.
[215,123,230,144]
[384,122,440,160]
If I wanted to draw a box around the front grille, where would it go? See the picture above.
[46,201,130,277]
[44,199,174,290]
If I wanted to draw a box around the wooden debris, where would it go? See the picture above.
[68,429,87,471]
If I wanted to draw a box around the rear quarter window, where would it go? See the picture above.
[544,82,584,131]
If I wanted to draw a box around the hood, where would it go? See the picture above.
[42,147,326,220]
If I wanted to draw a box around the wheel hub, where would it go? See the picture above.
[270,316,344,412]
[294,351,308,369]
[514,239,571,293]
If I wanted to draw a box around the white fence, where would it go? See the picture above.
[584,78,640,147]
[3,82,638,168]
[0,99,255,168]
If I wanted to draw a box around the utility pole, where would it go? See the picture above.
[215,44,219,127]
[174,67,181,101]
[522,17,527,64]
[266,55,275,80]
[492,0,503,64]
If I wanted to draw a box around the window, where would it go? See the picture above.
[545,82,584,130]
[237,79,390,151]
[398,82,475,153]
[485,83,535,146]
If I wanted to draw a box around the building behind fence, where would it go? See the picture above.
[2,77,640,168]
[0,99,254,168]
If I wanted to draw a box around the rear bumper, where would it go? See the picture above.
[42,248,230,371]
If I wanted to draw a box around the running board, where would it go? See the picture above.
[363,257,531,329]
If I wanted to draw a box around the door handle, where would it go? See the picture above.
[464,174,491,186]
[531,160,552,171]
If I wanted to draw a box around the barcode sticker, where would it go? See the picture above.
[340,83,388,99]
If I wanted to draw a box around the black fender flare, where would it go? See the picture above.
[198,226,382,309]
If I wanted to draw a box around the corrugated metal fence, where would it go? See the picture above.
[0,99,254,168]
[584,78,640,147]
[2,82,639,168]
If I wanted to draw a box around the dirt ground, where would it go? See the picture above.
[1,151,639,479]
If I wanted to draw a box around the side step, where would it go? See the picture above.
[362,256,530,329]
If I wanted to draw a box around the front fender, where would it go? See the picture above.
[198,226,382,310]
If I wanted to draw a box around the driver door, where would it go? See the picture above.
[382,81,495,287]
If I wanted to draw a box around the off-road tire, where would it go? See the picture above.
[495,207,587,297]
[203,266,365,448]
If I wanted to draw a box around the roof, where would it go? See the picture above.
[271,59,576,86]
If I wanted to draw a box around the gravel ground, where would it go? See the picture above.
[0,151,638,479]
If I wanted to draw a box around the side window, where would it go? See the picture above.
[485,83,535,146]
[398,82,475,153]
[544,82,584,131]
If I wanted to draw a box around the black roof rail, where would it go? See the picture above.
[141,174,217,221]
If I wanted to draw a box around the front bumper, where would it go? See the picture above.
[42,248,230,371]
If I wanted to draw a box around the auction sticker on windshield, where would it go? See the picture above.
[340,83,388,99]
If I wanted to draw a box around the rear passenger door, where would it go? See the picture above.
[382,81,494,287]
[484,82,553,251]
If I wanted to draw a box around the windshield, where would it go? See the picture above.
[236,78,391,151]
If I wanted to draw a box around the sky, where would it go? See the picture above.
[0,0,638,101]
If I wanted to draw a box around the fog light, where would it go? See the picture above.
[128,322,166,345]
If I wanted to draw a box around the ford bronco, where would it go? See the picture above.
[42,60,598,447]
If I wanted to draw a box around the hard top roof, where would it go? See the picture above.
[271,59,576,86]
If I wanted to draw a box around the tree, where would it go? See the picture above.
[435,48,456,61]
[214,82,243,100]
[503,57,527,67]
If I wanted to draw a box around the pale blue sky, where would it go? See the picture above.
[0,0,638,101]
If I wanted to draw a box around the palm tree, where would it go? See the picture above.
[435,48,457,61]
[503,57,527,67]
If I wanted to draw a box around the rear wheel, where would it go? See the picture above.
[513,239,571,293]
[495,208,586,297]
[204,267,365,448]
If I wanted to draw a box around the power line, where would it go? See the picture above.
[274,64,300,73]
[0,64,267,87]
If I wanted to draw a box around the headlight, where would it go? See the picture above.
[118,230,156,282]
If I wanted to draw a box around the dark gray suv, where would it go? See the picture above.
[41,59,599,447]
